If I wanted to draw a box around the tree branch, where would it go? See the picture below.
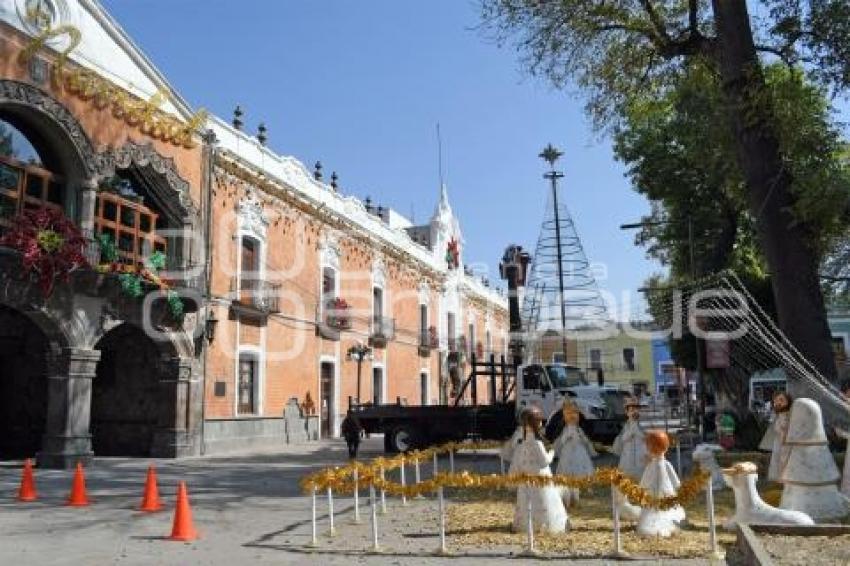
[639,0,672,44]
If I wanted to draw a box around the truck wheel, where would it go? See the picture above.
[388,425,417,453]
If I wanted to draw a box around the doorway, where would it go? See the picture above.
[320,361,335,438]
[0,306,48,459]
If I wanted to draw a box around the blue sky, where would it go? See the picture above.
[98,1,847,320]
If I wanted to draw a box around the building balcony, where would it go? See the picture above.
[418,327,439,357]
[369,316,395,349]
[230,276,281,316]
[316,298,351,341]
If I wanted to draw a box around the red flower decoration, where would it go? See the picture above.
[0,208,89,297]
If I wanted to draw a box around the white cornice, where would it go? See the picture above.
[210,116,507,312]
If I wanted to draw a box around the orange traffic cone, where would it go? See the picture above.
[17,459,37,502]
[169,481,198,541]
[139,465,164,512]
[66,462,90,507]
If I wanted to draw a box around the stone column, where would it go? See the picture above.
[37,348,100,469]
[151,355,201,457]
[78,178,98,234]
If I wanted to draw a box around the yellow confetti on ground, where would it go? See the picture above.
[446,487,738,558]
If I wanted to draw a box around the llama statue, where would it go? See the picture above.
[692,443,726,492]
[722,462,814,530]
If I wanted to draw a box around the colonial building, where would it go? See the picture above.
[0,0,507,466]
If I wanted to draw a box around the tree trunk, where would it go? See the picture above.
[710,0,837,381]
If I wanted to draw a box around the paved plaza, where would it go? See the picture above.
[0,438,727,565]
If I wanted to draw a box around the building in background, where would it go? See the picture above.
[0,0,507,464]
[576,322,655,395]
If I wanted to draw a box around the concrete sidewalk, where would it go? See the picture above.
[0,437,720,565]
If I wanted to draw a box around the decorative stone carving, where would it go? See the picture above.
[237,190,268,241]
[0,80,100,177]
[98,141,196,218]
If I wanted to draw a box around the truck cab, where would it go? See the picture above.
[516,363,608,421]
[515,362,625,443]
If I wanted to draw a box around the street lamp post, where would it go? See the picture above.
[347,343,373,404]
[620,217,705,437]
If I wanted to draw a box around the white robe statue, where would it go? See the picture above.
[611,419,646,520]
[553,423,597,506]
[612,420,647,479]
[503,433,568,534]
[636,456,686,537]
[759,411,790,482]
[779,398,848,520]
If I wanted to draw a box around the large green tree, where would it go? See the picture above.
[481,0,850,380]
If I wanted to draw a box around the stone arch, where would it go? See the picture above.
[98,141,197,221]
[0,303,57,459]
[91,322,169,456]
[0,80,101,222]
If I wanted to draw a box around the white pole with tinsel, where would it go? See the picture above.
[415,456,424,499]
[707,474,724,559]
[369,483,380,552]
[310,486,318,547]
[449,449,455,473]
[435,485,448,555]
[499,452,505,475]
[400,458,408,506]
[524,486,536,555]
[353,466,361,524]
[611,487,623,557]
[327,486,336,537]
[380,466,387,514]
[433,452,439,475]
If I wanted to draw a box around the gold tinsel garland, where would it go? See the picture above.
[18,24,206,149]
[300,440,709,511]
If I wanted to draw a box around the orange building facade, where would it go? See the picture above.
[0,0,508,462]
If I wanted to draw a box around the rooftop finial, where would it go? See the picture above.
[257,123,267,146]
[232,105,244,130]
[330,171,338,191]
[313,161,323,181]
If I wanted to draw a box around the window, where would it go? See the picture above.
[322,266,336,305]
[240,237,259,300]
[623,348,636,371]
[237,355,257,415]
[420,304,428,335]
[552,352,566,364]
[522,365,544,390]
[589,349,602,370]
[468,323,475,356]
[447,313,456,350]
[420,372,429,406]
[0,122,64,235]
[373,287,384,319]
[372,367,384,405]
[320,362,335,437]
